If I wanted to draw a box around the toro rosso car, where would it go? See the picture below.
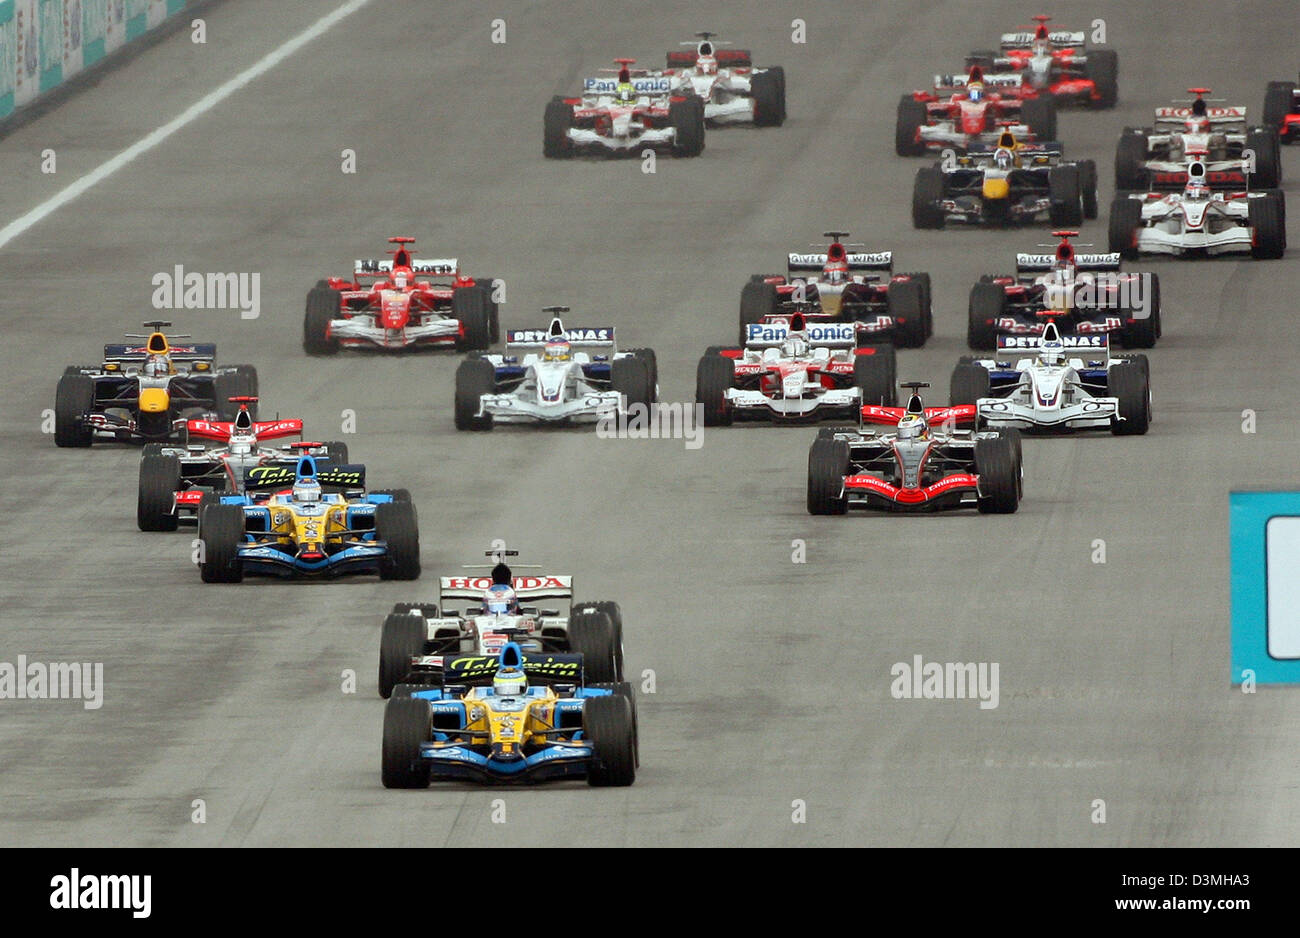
[544,59,704,158]
[137,397,349,531]
[966,15,1117,108]
[896,66,1056,156]
[967,230,1161,350]
[381,642,638,788]
[662,32,785,126]
[378,547,625,697]
[1264,75,1300,143]
[1108,160,1286,260]
[303,237,498,354]
[740,232,932,347]
[1115,89,1281,190]
[695,313,897,426]
[807,383,1022,515]
[454,310,657,430]
[56,321,256,447]
[196,455,419,583]
[913,130,1094,228]
[950,323,1150,435]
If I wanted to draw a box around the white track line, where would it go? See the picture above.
[0,0,372,251]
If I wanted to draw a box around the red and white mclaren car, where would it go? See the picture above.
[966,15,1117,109]
[662,32,785,126]
[694,312,897,426]
[544,59,705,158]
[896,65,1056,156]
[303,237,498,354]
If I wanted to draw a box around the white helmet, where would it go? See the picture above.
[293,478,322,503]
[782,334,809,358]
[896,413,927,440]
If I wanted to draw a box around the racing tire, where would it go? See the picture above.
[739,280,780,345]
[1249,190,1286,259]
[376,501,421,581]
[1107,361,1150,436]
[320,441,349,465]
[854,346,896,407]
[1245,130,1282,188]
[381,697,432,789]
[611,356,653,411]
[886,280,926,348]
[949,363,991,407]
[625,348,659,399]
[974,437,1020,514]
[1048,165,1084,227]
[965,50,997,71]
[587,680,638,766]
[473,278,501,343]
[452,285,491,351]
[669,96,706,157]
[994,428,1024,490]
[807,439,850,515]
[696,353,735,427]
[372,488,412,504]
[1108,198,1143,259]
[378,613,426,699]
[1120,286,1159,349]
[1078,159,1099,219]
[576,601,626,679]
[454,358,496,431]
[967,282,1005,350]
[912,166,946,229]
[1114,130,1149,190]
[895,95,928,157]
[232,365,259,404]
[199,504,245,583]
[391,601,438,617]
[584,695,636,787]
[303,286,341,355]
[1085,49,1118,108]
[138,454,182,532]
[900,272,934,337]
[54,374,95,447]
[1264,82,1297,139]
[568,610,619,684]
[751,69,784,126]
[544,99,574,159]
[214,369,257,421]
[1021,97,1057,142]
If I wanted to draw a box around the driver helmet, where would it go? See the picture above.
[1185,116,1210,135]
[392,269,410,290]
[1039,336,1066,366]
[697,55,718,76]
[616,81,637,105]
[483,584,518,616]
[143,354,170,377]
[543,338,572,362]
[1184,177,1210,200]
[227,434,255,456]
[822,259,849,285]
[782,333,809,358]
[897,413,927,440]
[492,666,528,698]
[994,147,1014,170]
[292,477,322,503]
[967,82,984,103]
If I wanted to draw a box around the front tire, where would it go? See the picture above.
[376,501,420,580]
[138,454,182,531]
[54,374,95,447]
[381,697,432,789]
[807,439,849,515]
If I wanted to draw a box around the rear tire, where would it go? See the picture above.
[974,437,1020,514]
[886,280,926,348]
[751,70,784,126]
[967,282,1005,350]
[739,280,780,345]
[568,610,618,684]
[1263,82,1297,137]
[1021,97,1057,141]
[1245,130,1281,188]
[611,357,653,411]
[1048,165,1083,227]
[1114,130,1149,190]
[378,613,426,699]
[1078,159,1099,219]
[853,346,896,407]
[949,363,991,407]
[1085,49,1118,108]
[1108,198,1143,259]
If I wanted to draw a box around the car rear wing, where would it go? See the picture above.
[667,49,752,68]
[186,417,304,441]
[103,342,216,363]
[861,404,977,428]
[440,651,585,689]
[505,326,616,349]
[439,574,574,603]
[787,251,892,274]
[1153,105,1246,127]
[1000,29,1084,49]
[934,71,1023,91]
[1015,252,1121,273]
[241,463,366,492]
[353,258,459,278]
[744,319,858,348]
[582,75,673,96]
[997,334,1110,355]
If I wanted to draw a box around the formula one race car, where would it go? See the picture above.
[896,65,1056,156]
[303,237,497,354]
[381,642,638,788]
[807,383,1022,514]
[378,547,625,697]
[544,59,705,158]
[136,398,349,531]
[1108,160,1286,260]
[662,32,785,125]
[967,230,1161,349]
[1264,75,1300,143]
[454,310,657,430]
[739,232,932,347]
[966,15,1117,108]
[695,313,896,426]
[55,322,255,447]
[913,130,1094,228]
[196,455,419,582]
[950,322,1150,435]
[1114,89,1281,189]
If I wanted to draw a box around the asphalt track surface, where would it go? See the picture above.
[1,0,1298,848]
